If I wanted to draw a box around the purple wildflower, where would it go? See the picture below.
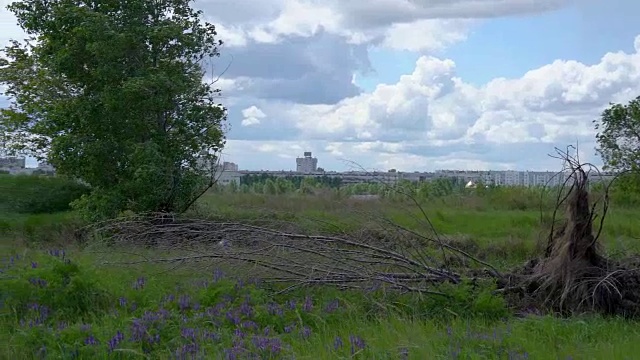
[324,299,339,313]
[29,277,48,287]
[178,295,191,311]
[239,302,253,318]
[267,302,283,317]
[284,324,295,333]
[108,331,125,353]
[175,343,199,359]
[213,268,225,281]
[233,328,245,339]
[302,296,313,312]
[252,336,270,351]
[226,311,241,326]
[300,326,312,340]
[133,277,146,290]
[287,299,296,310]
[268,338,282,354]
[181,328,197,342]
[241,320,258,331]
[84,335,98,346]
[118,297,127,308]
[130,320,148,342]
[334,336,343,350]
[202,331,220,342]
[349,335,366,355]
[31,262,38,269]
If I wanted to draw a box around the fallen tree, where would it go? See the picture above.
[87,146,640,316]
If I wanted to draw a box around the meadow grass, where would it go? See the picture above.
[2,191,640,359]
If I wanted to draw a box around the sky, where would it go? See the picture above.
[1,0,640,172]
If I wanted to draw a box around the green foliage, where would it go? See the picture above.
[594,95,640,172]
[241,173,343,190]
[0,0,227,220]
[1,254,112,324]
[608,172,640,206]
[0,174,89,213]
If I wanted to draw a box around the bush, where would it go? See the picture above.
[0,174,90,214]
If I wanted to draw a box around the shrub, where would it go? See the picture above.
[0,174,90,214]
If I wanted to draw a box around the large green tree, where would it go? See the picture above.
[0,0,227,220]
[594,95,640,173]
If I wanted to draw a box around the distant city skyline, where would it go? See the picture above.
[10,149,601,174]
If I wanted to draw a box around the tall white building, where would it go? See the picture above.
[0,156,26,174]
[296,152,318,173]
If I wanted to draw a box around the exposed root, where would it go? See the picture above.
[507,147,640,317]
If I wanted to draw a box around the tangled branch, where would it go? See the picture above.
[87,211,502,295]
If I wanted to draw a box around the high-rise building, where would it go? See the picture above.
[222,161,239,171]
[296,151,318,173]
[0,156,26,171]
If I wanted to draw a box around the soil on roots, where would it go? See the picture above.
[499,170,640,318]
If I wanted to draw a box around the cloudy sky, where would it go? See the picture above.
[2,0,640,172]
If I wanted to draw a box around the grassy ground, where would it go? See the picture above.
[2,192,640,359]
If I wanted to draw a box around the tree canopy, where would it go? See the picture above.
[594,95,640,173]
[0,0,227,220]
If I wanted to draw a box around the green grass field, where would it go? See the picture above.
[2,190,640,359]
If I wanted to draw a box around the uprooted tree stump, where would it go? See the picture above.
[502,149,640,317]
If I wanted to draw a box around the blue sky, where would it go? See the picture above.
[356,0,640,90]
[1,0,640,172]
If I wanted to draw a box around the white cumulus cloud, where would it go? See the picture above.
[241,105,266,126]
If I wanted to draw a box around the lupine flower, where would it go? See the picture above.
[108,331,125,353]
[29,277,48,287]
[178,295,191,311]
[267,302,283,317]
[287,299,296,310]
[252,336,270,351]
[181,328,197,341]
[241,320,258,331]
[226,311,241,326]
[213,268,225,281]
[324,299,339,313]
[224,345,243,360]
[300,326,312,339]
[234,279,245,291]
[84,335,98,346]
[48,249,65,258]
[130,320,148,342]
[284,324,295,333]
[233,328,245,339]
[349,335,366,355]
[203,331,220,342]
[31,262,38,269]
[175,343,199,359]
[334,336,343,350]
[239,301,253,318]
[268,338,282,354]
[133,277,146,290]
[302,296,313,312]
[118,297,127,308]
